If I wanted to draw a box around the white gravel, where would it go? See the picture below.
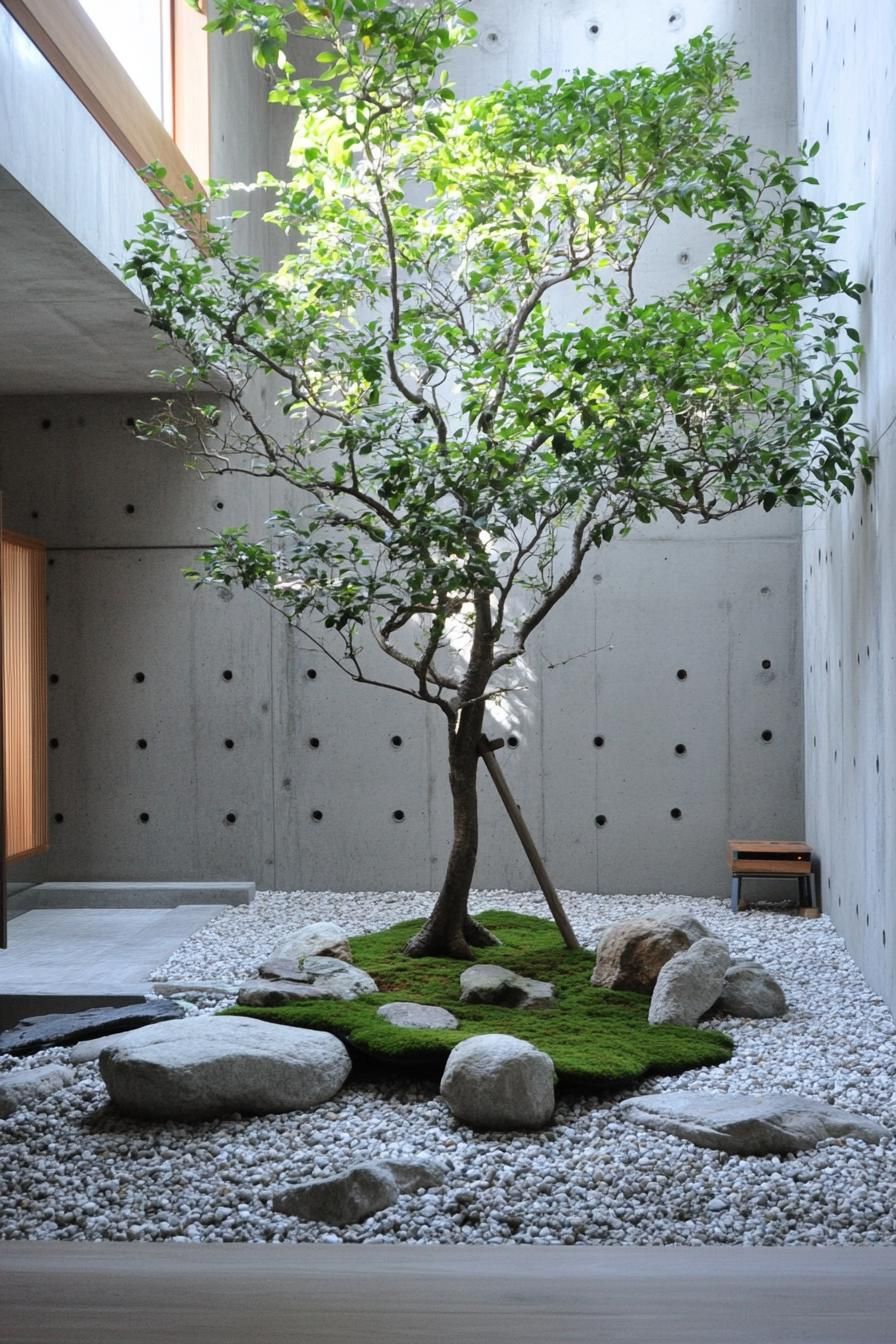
[2,889,895,1246]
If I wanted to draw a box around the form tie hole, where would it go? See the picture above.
[137,739,147,750]
[593,735,605,748]
[507,735,519,748]
[595,814,607,827]
[391,735,403,748]
[312,809,323,821]
[670,807,682,819]
[676,668,688,680]
[134,672,145,684]
[309,737,320,749]
[222,669,233,681]
[225,812,237,824]
[674,743,686,756]
[393,809,405,821]
[139,812,149,823]
[761,730,773,742]
[225,738,235,750]
[761,659,771,670]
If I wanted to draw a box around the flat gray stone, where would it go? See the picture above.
[440,1033,555,1130]
[0,999,186,1058]
[99,1015,351,1120]
[376,1002,459,1030]
[273,1162,400,1225]
[257,959,314,983]
[272,1155,446,1225]
[381,1157,446,1192]
[648,937,731,1027]
[0,1063,75,1117]
[236,979,336,1007]
[301,957,378,999]
[274,921,353,965]
[458,964,554,1009]
[715,963,787,1018]
[152,981,242,1000]
[619,1092,890,1155]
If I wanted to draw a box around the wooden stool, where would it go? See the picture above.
[727,840,818,913]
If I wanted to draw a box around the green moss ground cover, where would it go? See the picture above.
[226,910,732,1090]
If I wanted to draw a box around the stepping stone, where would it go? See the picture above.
[0,1063,75,1117]
[376,1002,459,1030]
[459,965,554,1009]
[0,999,186,1058]
[440,1033,555,1130]
[99,1015,351,1120]
[619,1091,889,1155]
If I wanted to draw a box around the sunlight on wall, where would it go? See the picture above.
[77,0,171,127]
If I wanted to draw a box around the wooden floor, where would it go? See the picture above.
[1,1245,895,1343]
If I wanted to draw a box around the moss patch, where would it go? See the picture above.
[225,909,732,1090]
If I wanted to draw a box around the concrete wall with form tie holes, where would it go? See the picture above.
[798,1,896,1010]
[0,0,807,904]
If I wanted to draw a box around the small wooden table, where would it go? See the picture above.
[727,839,817,913]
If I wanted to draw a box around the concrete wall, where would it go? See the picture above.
[798,3,896,1006]
[2,0,806,899]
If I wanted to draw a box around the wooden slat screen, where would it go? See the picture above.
[2,532,48,862]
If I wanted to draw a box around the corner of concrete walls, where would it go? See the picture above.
[798,1,896,1011]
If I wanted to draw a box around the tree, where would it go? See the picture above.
[125,1,867,957]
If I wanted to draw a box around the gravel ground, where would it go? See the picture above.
[1,889,894,1245]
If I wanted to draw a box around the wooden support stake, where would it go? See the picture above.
[478,735,580,951]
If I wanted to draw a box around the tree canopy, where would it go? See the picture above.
[124,1,868,954]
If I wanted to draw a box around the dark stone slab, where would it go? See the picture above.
[0,999,186,1058]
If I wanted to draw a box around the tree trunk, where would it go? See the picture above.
[404,699,501,958]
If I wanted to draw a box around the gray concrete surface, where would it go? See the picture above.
[798,5,896,1010]
[0,13,178,393]
[0,905,225,998]
[8,882,253,915]
[0,1245,894,1344]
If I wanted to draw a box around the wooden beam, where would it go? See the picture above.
[478,735,580,950]
[2,0,206,203]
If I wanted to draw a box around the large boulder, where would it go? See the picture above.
[651,906,714,944]
[591,920,690,993]
[458,965,554,1010]
[648,937,731,1027]
[376,1002,459,1030]
[619,1091,889,1155]
[0,1063,75,1117]
[273,1157,445,1225]
[0,999,186,1058]
[99,1016,351,1120]
[274,921,353,965]
[440,1033,555,1130]
[715,963,787,1018]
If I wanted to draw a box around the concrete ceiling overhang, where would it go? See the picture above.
[0,165,174,395]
